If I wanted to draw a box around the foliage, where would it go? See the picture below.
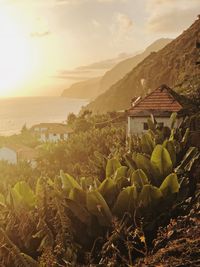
[0,126,39,148]
[0,161,39,197]
[37,126,126,178]
[151,144,173,183]
[0,114,199,266]
[10,181,36,210]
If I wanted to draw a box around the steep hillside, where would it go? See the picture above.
[62,38,172,100]
[85,17,200,113]
[61,77,100,99]
[98,38,172,95]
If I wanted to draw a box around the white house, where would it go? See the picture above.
[31,123,73,142]
[0,144,38,166]
[127,85,189,135]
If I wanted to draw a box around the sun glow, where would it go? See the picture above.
[0,9,33,97]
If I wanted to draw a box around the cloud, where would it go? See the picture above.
[117,13,133,31]
[54,0,88,5]
[92,19,101,28]
[0,0,128,6]
[97,0,127,2]
[30,31,50,37]
[29,17,51,38]
[147,0,200,33]
[53,66,106,81]
[109,12,134,46]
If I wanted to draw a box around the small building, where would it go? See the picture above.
[0,144,38,166]
[31,123,73,142]
[127,85,190,135]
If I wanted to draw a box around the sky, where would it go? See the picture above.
[0,0,199,97]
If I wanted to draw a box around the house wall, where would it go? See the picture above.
[39,133,60,142]
[48,133,61,142]
[0,147,17,164]
[39,132,70,142]
[39,133,47,142]
[34,127,40,132]
[128,116,183,135]
[64,133,69,140]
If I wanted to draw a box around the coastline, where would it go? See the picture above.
[0,96,88,136]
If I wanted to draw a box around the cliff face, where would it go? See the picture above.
[99,38,172,96]
[62,39,172,100]
[61,77,101,99]
[85,18,200,113]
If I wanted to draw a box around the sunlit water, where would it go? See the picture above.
[0,97,88,136]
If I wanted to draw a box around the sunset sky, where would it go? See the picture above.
[0,0,199,97]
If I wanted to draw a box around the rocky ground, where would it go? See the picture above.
[136,193,200,267]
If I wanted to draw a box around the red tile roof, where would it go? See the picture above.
[128,85,184,117]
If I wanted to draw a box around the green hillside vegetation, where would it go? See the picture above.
[0,110,199,266]
[85,17,200,113]
[62,38,172,100]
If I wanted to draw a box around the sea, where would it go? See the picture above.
[0,97,88,136]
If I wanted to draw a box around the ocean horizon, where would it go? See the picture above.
[0,96,88,136]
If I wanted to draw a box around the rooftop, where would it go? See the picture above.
[127,84,191,117]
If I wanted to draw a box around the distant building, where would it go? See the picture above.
[31,123,73,142]
[127,85,190,135]
[0,144,38,166]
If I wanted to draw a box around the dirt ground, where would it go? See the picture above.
[136,194,200,267]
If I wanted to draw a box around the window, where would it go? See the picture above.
[143,122,148,130]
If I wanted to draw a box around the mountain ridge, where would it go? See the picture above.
[61,77,101,100]
[99,38,173,96]
[84,17,200,113]
[62,38,172,100]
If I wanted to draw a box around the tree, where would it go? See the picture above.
[21,124,28,134]
[67,113,77,126]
